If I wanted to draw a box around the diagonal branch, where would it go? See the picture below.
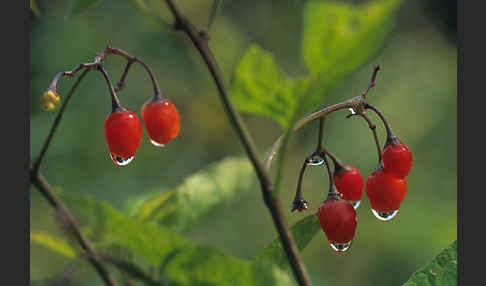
[162,1,311,285]
[264,65,381,172]
[30,171,119,286]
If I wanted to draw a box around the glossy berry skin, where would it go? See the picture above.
[382,142,413,179]
[333,166,364,201]
[141,97,180,146]
[366,169,407,212]
[105,108,143,158]
[317,197,357,244]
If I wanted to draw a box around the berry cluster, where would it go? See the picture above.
[291,66,413,253]
[43,47,181,167]
[366,139,412,220]
[105,94,180,166]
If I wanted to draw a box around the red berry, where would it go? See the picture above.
[366,169,407,212]
[317,197,357,244]
[105,108,143,159]
[333,166,364,202]
[141,97,180,146]
[382,141,413,179]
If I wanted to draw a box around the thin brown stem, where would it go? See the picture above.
[347,112,382,161]
[264,65,381,172]
[360,65,380,99]
[104,46,162,96]
[264,97,364,172]
[321,153,339,199]
[30,171,119,286]
[294,160,308,200]
[316,117,325,151]
[115,60,135,92]
[319,149,348,173]
[97,65,122,111]
[162,1,311,285]
[365,103,399,145]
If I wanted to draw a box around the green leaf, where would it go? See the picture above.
[133,157,257,233]
[254,213,321,269]
[229,44,298,128]
[403,240,457,286]
[30,231,77,258]
[68,0,104,16]
[302,0,401,84]
[60,192,294,285]
[159,246,295,286]
[30,0,40,17]
[230,0,400,128]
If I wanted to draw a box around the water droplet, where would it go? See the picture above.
[349,200,361,210]
[110,153,134,166]
[348,108,356,115]
[371,209,399,221]
[329,241,352,253]
[150,139,166,147]
[307,155,325,166]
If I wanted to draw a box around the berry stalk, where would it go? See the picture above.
[347,112,382,162]
[97,65,123,112]
[365,103,399,146]
[104,46,162,98]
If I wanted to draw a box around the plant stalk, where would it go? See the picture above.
[163,1,312,285]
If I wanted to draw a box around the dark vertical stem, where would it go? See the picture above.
[365,103,398,145]
[317,117,325,151]
[347,112,382,161]
[360,65,380,99]
[360,113,382,161]
[163,1,311,285]
[320,149,347,172]
[115,60,135,92]
[322,155,333,187]
[97,65,122,111]
[295,161,308,199]
[321,154,338,198]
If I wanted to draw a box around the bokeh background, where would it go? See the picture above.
[30,0,457,285]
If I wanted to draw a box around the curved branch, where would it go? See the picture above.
[265,65,381,172]
[104,46,162,96]
[347,112,382,161]
[264,97,364,172]
[97,65,122,111]
[365,103,399,145]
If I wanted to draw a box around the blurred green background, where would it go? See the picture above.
[30,0,456,285]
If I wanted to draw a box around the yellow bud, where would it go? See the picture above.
[41,90,60,111]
